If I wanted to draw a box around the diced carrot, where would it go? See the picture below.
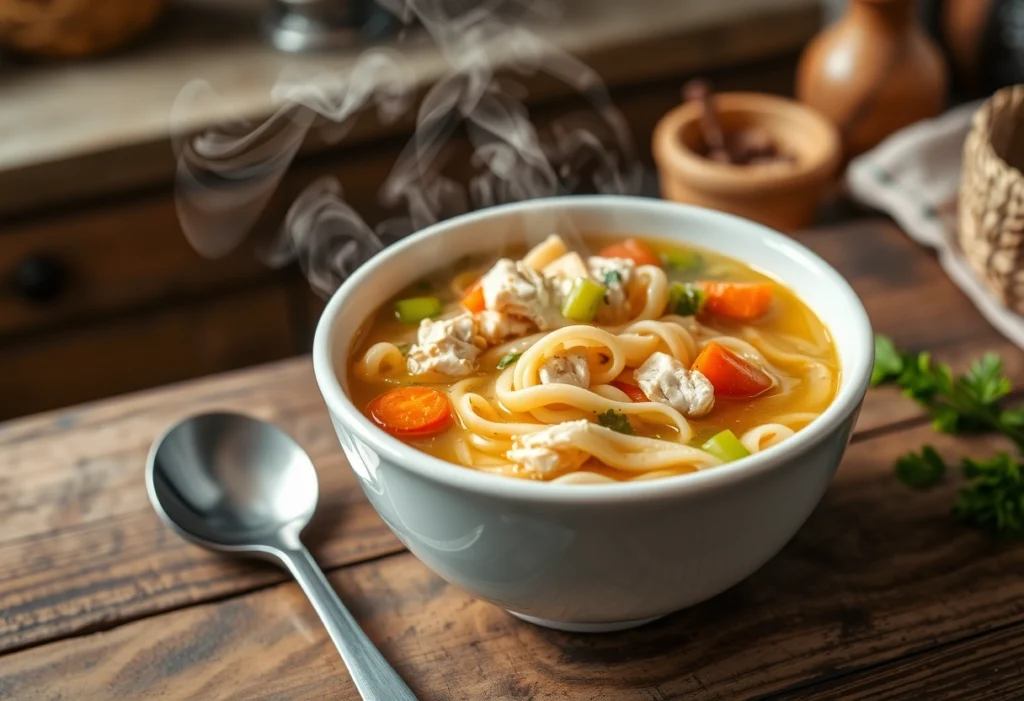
[598,238,661,268]
[698,281,774,320]
[611,379,648,403]
[367,387,453,438]
[461,279,486,313]
[692,342,773,397]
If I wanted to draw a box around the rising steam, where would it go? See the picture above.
[171,0,641,297]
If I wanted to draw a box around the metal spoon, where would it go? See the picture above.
[146,411,417,701]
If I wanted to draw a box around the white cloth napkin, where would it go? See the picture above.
[845,99,1024,350]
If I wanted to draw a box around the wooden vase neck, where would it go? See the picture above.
[848,0,917,32]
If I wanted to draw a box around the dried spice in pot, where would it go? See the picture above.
[683,80,798,167]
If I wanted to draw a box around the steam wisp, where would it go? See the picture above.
[172,0,641,298]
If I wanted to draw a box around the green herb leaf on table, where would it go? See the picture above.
[872,334,1024,538]
[871,336,1024,442]
[497,352,522,370]
[955,453,1024,538]
[871,334,904,386]
[597,409,634,435]
[894,446,946,489]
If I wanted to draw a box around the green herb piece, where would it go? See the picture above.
[497,352,522,370]
[604,270,622,286]
[876,336,1024,538]
[562,277,605,322]
[954,453,1024,538]
[894,446,946,488]
[701,430,750,463]
[597,409,634,435]
[872,335,1024,443]
[397,343,412,356]
[668,282,707,316]
[661,250,703,272]
[394,296,442,324]
[871,335,905,386]
[413,279,434,292]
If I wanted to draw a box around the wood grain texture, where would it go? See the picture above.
[0,284,297,420]
[1,426,1022,700]
[0,218,1021,656]
[0,359,401,654]
[0,193,271,339]
[768,623,1024,700]
[4,217,1024,699]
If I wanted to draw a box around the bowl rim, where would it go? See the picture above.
[652,92,842,195]
[313,195,873,504]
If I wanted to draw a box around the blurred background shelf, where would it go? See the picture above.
[0,0,823,420]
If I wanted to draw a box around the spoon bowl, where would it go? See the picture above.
[146,411,417,701]
[148,412,318,551]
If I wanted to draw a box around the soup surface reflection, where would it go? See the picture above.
[345,233,839,484]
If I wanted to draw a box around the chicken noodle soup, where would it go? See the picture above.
[346,234,839,483]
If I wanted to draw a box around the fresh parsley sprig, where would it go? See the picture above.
[874,335,1024,538]
[872,336,1024,446]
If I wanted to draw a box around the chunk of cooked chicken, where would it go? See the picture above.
[588,256,635,324]
[634,352,715,417]
[475,310,535,346]
[407,312,481,376]
[538,350,590,388]
[506,420,592,476]
[480,258,562,329]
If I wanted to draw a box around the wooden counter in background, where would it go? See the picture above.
[0,0,822,420]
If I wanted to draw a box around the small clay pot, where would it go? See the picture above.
[652,92,842,232]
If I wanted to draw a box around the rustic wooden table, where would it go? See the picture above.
[3,217,1024,700]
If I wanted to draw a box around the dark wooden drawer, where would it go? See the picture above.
[0,196,273,338]
[0,284,297,420]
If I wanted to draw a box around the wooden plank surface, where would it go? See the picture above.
[1,427,1021,700]
[2,217,1024,699]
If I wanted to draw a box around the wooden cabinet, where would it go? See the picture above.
[0,284,296,418]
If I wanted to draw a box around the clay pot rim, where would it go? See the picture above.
[652,92,842,197]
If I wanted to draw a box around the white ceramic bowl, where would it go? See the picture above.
[313,196,873,632]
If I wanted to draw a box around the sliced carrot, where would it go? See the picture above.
[698,281,774,320]
[367,387,453,438]
[598,238,661,268]
[461,279,486,313]
[611,379,648,403]
[692,342,773,397]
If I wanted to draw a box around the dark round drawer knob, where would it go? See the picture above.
[13,255,67,304]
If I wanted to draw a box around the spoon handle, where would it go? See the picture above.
[281,546,418,701]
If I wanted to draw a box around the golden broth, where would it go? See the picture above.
[344,234,840,482]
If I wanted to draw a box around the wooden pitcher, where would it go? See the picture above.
[797,0,947,159]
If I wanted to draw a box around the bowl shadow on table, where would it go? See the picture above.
[503,430,1008,694]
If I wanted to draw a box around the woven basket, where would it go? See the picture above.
[0,0,165,58]
[958,85,1024,314]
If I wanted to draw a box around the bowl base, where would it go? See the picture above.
[507,610,666,633]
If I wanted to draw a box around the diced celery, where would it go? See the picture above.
[561,277,605,322]
[661,249,703,272]
[394,296,442,324]
[701,430,751,463]
[669,282,707,316]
